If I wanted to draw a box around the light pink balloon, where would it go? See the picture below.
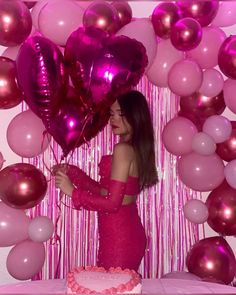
[199,69,224,97]
[7,240,45,280]
[7,110,51,158]
[116,18,157,70]
[183,199,209,224]
[192,132,216,156]
[0,152,4,170]
[168,59,203,96]
[187,26,226,69]
[0,202,30,247]
[178,152,225,192]
[38,0,84,46]
[203,115,232,143]
[28,216,54,242]
[162,271,202,281]
[31,0,50,30]
[223,79,236,114]
[1,46,20,61]
[225,160,236,189]
[162,116,198,156]
[211,1,236,27]
[146,39,184,87]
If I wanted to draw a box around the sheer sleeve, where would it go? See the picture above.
[71,179,126,213]
[66,165,101,194]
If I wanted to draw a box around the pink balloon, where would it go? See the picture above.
[170,17,202,51]
[162,117,197,156]
[28,216,54,242]
[203,115,232,144]
[223,79,236,114]
[146,39,184,87]
[0,0,32,46]
[211,1,236,28]
[168,59,203,96]
[16,35,68,128]
[0,163,47,209]
[1,46,20,60]
[83,1,119,35]
[225,160,236,190]
[192,132,216,156]
[176,0,219,27]
[199,69,224,98]
[178,152,224,192]
[183,199,208,224]
[0,152,4,170]
[7,110,51,158]
[186,236,236,284]
[38,0,84,46]
[151,2,182,39]
[0,202,30,247]
[162,271,201,281]
[187,26,226,69]
[218,35,236,80]
[7,240,45,280]
[31,0,50,30]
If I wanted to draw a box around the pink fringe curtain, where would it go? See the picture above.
[26,78,205,280]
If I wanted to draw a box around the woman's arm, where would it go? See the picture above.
[55,143,133,212]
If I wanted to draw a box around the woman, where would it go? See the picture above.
[54,90,158,271]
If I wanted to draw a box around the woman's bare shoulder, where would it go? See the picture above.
[113,143,134,161]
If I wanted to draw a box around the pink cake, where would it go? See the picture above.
[67,266,142,294]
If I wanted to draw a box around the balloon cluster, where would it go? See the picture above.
[1,0,236,284]
[153,0,236,285]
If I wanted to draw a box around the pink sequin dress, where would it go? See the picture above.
[69,155,147,271]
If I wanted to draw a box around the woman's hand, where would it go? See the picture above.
[51,164,68,176]
[55,171,74,197]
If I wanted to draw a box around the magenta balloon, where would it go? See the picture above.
[0,0,32,46]
[223,79,236,114]
[218,35,236,80]
[178,152,224,192]
[180,91,226,120]
[28,216,54,242]
[186,236,236,284]
[203,115,232,144]
[206,181,236,235]
[110,2,132,29]
[162,117,197,156]
[187,26,226,69]
[168,59,203,96]
[0,202,30,247]
[162,271,201,281]
[192,132,216,156]
[170,17,202,51]
[7,240,45,280]
[176,0,219,27]
[0,163,47,209]
[199,69,224,98]
[65,27,147,108]
[183,199,208,224]
[146,39,184,87]
[151,2,182,39]
[212,1,236,28]
[16,35,68,128]
[216,125,236,162]
[83,1,119,34]
[7,110,51,158]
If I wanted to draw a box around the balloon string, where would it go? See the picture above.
[41,131,56,182]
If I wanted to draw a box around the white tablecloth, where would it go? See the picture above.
[0,278,236,294]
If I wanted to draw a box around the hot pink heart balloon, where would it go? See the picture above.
[65,27,148,109]
[16,35,68,128]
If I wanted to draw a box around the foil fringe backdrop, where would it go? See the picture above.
[24,78,205,280]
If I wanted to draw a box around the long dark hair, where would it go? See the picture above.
[117,90,158,189]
